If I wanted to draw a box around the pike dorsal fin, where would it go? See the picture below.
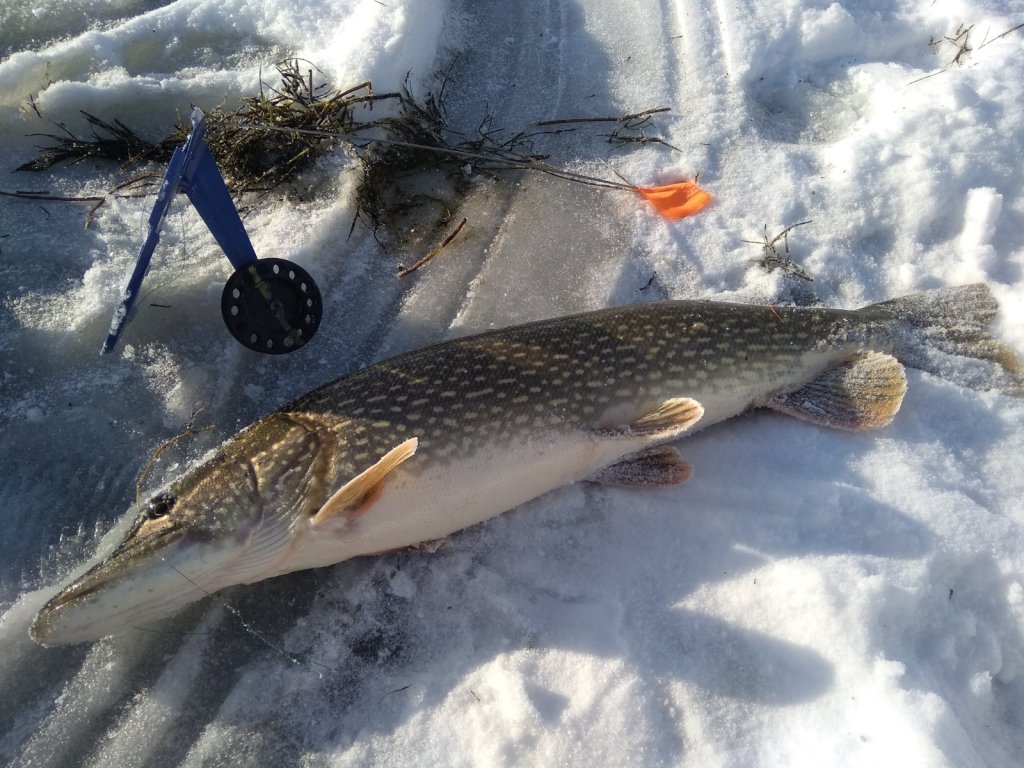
[600,397,704,440]
[765,352,907,431]
[312,437,418,526]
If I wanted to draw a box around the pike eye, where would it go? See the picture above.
[146,494,176,520]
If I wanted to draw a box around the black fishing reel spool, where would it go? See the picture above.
[221,258,322,354]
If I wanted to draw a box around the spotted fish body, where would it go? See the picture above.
[31,285,1023,644]
[278,301,882,558]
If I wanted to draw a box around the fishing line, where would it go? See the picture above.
[229,119,710,221]
[126,625,214,637]
[230,121,638,191]
[158,560,337,675]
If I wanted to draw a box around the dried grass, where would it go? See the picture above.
[17,59,676,248]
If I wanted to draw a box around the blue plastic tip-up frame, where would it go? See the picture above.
[101,107,322,355]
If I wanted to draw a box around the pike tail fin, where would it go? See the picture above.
[867,284,1023,395]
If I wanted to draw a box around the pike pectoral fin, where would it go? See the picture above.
[766,352,907,431]
[588,446,693,487]
[601,397,704,439]
[312,437,419,526]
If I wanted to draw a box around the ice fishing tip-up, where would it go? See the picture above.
[102,107,322,356]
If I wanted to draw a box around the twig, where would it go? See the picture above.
[0,189,103,203]
[977,22,1024,50]
[742,220,812,250]
[398,217,468,277]
[107,173,163,197]
[532,108,679,151]
[337,80,373,99]
[945,24,974,66]
[0,189,107,227]
[907,69,948,86]
[534,107,671,127]
[744,220,814,281]
[378,685,412,705]
[909,22,1001,85]
[2,178,163,227]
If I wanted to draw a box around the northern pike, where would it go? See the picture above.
[32,284,1023,644]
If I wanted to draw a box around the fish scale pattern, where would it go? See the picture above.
[287,300,868,474]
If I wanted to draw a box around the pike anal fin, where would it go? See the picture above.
[312,437,418,526]
[765,352,907,431]
[588,446,693,488]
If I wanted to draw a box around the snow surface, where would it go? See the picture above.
[2,0,1024,766]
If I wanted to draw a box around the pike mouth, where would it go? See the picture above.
[31,494,295,645]
[30,526,193,645]
[44,531,184,608]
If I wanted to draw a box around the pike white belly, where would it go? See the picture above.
[278,376,788,575]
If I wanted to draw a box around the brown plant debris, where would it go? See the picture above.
[18,59,676,246]
[17,112,173,171]
[135,406,212,503]
[397,217,468,277]
[910,21,1021,85]
[17,60,399,193]
[930,23,974,66]
[977,22,1023,50]
[744,220,814,281]
[189,60,400,194]
[0,189,107,226]
[534,106,678,149]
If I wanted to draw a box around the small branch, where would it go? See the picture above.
[398,217,467,277]
[908,21,1018,85]
[136,407,211,502]
[907,69,948,86]
[741,219,813,250]
[0,189,107,227]
[977,22,1023,50]
[534,107,671,127]
[637,272,657,292]
[378,685,411,705]
[0,189,103,203]
[744,220,814,282]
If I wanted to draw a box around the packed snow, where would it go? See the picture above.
[1,0,1023,766]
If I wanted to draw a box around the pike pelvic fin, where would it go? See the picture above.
[587,445,693,487]
[312,437,419,526]
[600,397,704,439]
[765,352,907,431]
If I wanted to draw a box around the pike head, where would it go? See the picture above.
[31,414,331,645]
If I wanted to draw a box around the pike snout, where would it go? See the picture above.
[33,415,320,644]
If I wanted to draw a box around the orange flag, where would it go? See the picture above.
[637,180,712,220]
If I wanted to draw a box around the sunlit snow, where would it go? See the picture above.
[1,0,1023,766]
